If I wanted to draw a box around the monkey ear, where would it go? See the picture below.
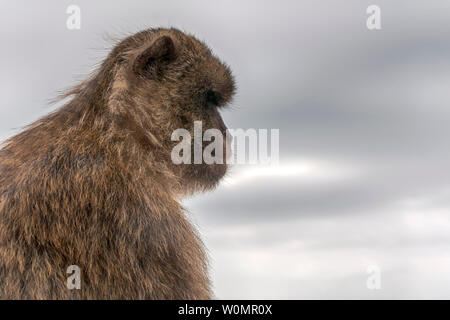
[132,36,177,76]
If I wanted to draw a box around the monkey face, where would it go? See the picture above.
[125,29,235,193]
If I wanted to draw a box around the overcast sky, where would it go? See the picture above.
[1,0,450,299]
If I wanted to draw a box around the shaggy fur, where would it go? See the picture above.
[0,28,235,299]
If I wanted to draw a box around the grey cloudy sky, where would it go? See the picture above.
[1,0,450,299]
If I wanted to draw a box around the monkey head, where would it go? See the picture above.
[107,28,236,194]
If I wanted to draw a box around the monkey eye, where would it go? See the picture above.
[206,90,222,107]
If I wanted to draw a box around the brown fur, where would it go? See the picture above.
[0,28,235,299]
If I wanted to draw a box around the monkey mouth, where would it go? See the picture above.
[225,135,233,161]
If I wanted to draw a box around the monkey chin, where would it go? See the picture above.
[201,162,228,189]
[180,162,228,196]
